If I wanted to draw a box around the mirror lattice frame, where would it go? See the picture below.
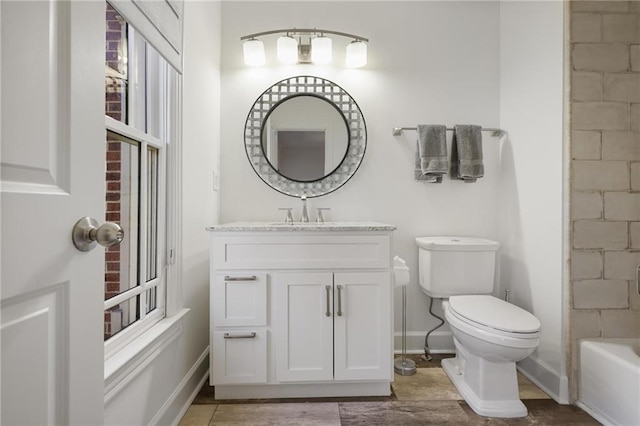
[245,75,367,198]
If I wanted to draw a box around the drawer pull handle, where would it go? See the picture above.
[337,285,343,317]
[224,275,257,281]
[223,332,257,339]
[325,285,332,317]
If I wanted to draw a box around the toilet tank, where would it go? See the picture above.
[415,237,500,298]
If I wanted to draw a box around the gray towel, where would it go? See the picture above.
[451,124,484,182]
[414,124,447,183]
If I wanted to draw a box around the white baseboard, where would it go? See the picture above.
[152,347,210,426]
[393,330,455,354]
[517,355,569,404]
[575,401,614,426]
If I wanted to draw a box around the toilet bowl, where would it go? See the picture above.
[441,295,540,418]
[415,237,542,418]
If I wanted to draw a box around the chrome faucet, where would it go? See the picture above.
[300,195,309,223]
[278,207,294,224]
[316,208,331,223]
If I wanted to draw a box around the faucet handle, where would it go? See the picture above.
[316,208,331,223]
[300,196,309,223]
[278,208,294,224]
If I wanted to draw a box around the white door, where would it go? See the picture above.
[275,272,334,382]
[1,1,105,424]
[334,272,392,381]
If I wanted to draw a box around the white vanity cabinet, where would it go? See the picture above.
[211,272,268,385]
[207,223,395,399]
[275,271,391,383]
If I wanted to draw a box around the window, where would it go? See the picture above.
[103,3,178,357]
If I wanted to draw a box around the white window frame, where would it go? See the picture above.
[103,21,179,360]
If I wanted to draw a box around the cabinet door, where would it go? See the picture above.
[212,330,267,384]
[334,272,392,381]
[274,272,334,382]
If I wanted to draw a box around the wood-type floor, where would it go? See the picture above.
[179,355,600,425]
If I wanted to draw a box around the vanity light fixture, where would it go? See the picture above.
[242,38,265,66]
[311,34,332,64]
[276,35,298,64]
[241,28,368,68]
[346,40,367,69]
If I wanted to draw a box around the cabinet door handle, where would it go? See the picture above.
[223,332,257,339]
[224,275,257,281]
[336,285,343,317]
[325,285,332,317]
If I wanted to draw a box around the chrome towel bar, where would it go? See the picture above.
[392,127,504,137]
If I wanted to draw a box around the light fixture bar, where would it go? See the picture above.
[240,28,369,43]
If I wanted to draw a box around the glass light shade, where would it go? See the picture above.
[311,36,332,64]
[243,39,265,66]
[346,41,367,68]
[277,35,299,64]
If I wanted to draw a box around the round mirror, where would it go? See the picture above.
[261,94,349,182]
[245,76,366,198]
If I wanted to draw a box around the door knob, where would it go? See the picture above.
[72,217,124,252]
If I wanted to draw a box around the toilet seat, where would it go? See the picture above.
[447,295,540,338]
[444,305,540,350]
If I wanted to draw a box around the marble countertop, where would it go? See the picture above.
[206,221,397,232]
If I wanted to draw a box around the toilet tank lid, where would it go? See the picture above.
[449,295,540,333]
[415,236,500,251]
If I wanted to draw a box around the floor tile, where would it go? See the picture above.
[178,405,217,426]
[392,368,462,401]
[457,400,602,425]
[186,361,599,425]
[523,400,601,425]
[210,402,341,425]
[402,353,455,368]
[516,373,550,400]
[339,400,471,425]
[192,379,216,404]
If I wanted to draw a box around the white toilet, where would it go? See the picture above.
[415,237,541,418]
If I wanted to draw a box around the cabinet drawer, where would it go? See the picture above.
[212,234,391,270]
[213,273,267,326]
[212,330,267,384]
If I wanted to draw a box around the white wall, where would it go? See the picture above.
[104,1,222,423]
[220,0,502,353]
[180,0,221,385]
[499,1,566,402]
[218,0,565,400]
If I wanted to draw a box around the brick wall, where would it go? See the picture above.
[570,0,640,398]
